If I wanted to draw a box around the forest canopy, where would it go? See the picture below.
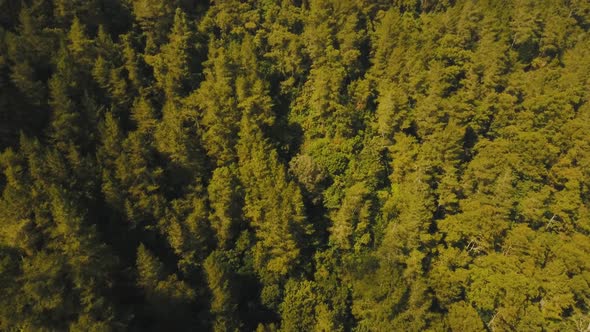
[1,0,590,331]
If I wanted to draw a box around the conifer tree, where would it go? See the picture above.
[237,115,311,307]
[204,250,240,332]
[207,165,243,249]
[145,8,198,100]
[1,1,590,330]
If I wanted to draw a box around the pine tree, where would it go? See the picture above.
[204,250,240,332]
[145,8,198,99]
[188,43,239,166]
[131,0,175,52]
[237,114,311,308]
[136,244,196,330]
[208,165,243,249]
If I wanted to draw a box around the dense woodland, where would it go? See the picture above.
[0,0,590,331]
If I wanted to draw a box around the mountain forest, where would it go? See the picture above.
[1,0,590,331]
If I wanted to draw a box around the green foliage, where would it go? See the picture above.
[208,165,242,249]
[0,0,589,331]
[237,117,311,292]
[279,280,318,332]
[136,244,196,329]
[204,250,240,332]
[145,8,199,99]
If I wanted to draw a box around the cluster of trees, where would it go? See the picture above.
[1,0,589,330]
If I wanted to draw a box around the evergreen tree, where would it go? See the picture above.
[1,1,590,330]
